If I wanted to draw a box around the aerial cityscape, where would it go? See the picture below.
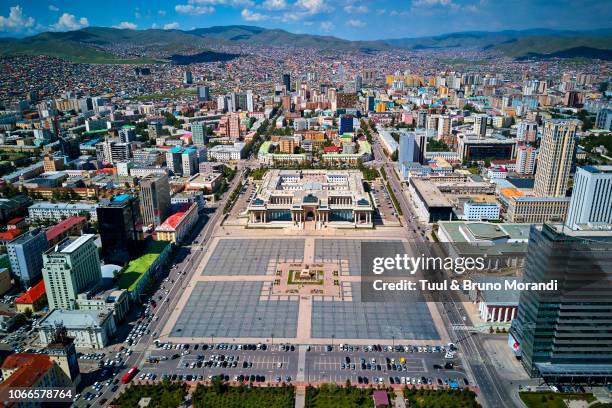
[0,1,611,407]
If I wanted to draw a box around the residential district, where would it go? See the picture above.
[0,28,611,408]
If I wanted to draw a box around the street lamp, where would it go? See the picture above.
[331,334,335,348]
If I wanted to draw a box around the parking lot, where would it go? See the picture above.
[139,342,467,388]
[370,180,400,225]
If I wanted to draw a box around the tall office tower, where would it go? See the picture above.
[437,115,451,138]
[216,95,226,112]
[399,131,426,164]
[191,122,207,146]
[533,120,578,197]
[566,165,612,230]
[362,69,376,83]
[42,235,102,310]
[139,173,171,229]
[517,121,538,143]
[59,136,81,160]
[596,108,612,131]
[510,224,612,379]
[229,114,241,139]
[282,73,291,92]
[7,228,48,287]
[183,70,193,85]
[118,126,136,143]
[227,93,236,113]
[166,147,184,175]
[416,110,427,128]
[197,86,210,102]
[515,145,537,175]
[235,93,247,111]
[181,148,199,176]
[339,114,354,134]
[355,75,363,93]
[95,141,132,164]
[365,95,375,112]
[246,90,254,112]
[426,114,439,133]
[96,194,142,264]
[473,114,488,139]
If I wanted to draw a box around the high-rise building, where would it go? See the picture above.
[97,194,142,264]
[246,90,254,112]
[166,147,184,176]
[181,148,199,176]
[473,114,488,139]
[118,126,136,143]
[533,120,578,197]
[191,122,207,146]
[595,108,612,131]
[229,114,241,139]
[510,224,612,381]
[197,86,210,102]
[517,121,538,143]
[282,73,291,92]
[416,110,427,128]
[139,173,171,229]
[339,114,354,134]
[515,145,537,175]
[42,235,102,310]
[566,165,612,230]
[7,228,48,287]
[355,75,363,93]
[399,131,426,165]
[95,141,132,164]
[183,70,193,85]
[426,114,439,132]
[437,115,451,138]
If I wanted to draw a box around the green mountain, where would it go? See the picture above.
[384,28,612,59]
[1,26,610,63]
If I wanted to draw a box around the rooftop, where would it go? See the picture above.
[38,309,111,329]
[45,216,86,242]
[0,353,54,389]
[15,280,46,305]
[116,241,170,292]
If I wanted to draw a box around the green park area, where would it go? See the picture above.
[111,382,186,408]
[519,392,606,408]
[305,384,374,408]
[192,383,295,408]
[403,388,481,408]
[116,241,169,292]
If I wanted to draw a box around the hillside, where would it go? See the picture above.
[1,26,611,63]
[384,28,612,58]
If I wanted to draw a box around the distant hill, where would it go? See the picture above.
[0,25,390,63]
[384,28,612,59]
[0,26,610,63]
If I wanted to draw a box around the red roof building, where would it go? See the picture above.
[373,390,390,408]
[15,280,47,313]
[45,216,86,246]
[155,203,198,244]
[0,228,22,244]
[323,146,341,153]
[0,353,70,406]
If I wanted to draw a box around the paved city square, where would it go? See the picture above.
[164,236,448,345]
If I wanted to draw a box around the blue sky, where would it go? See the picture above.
[1,0,611,40]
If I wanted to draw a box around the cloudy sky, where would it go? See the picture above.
[1,0,610,40]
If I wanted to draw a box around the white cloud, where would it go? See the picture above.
[175,4,215,15]
[346,18,366,27]
[412,0,453,6]
[241,8,269,21]
[262,0,287,10]
[114,21,138,30]
[344,4,368,13]
[188,0,254,6]
[320,21,333,32]
[48,5,59,12]
[0,6,35,32]
[50,13,89,31]
[296,0,330,14]
[163,22,180,30]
